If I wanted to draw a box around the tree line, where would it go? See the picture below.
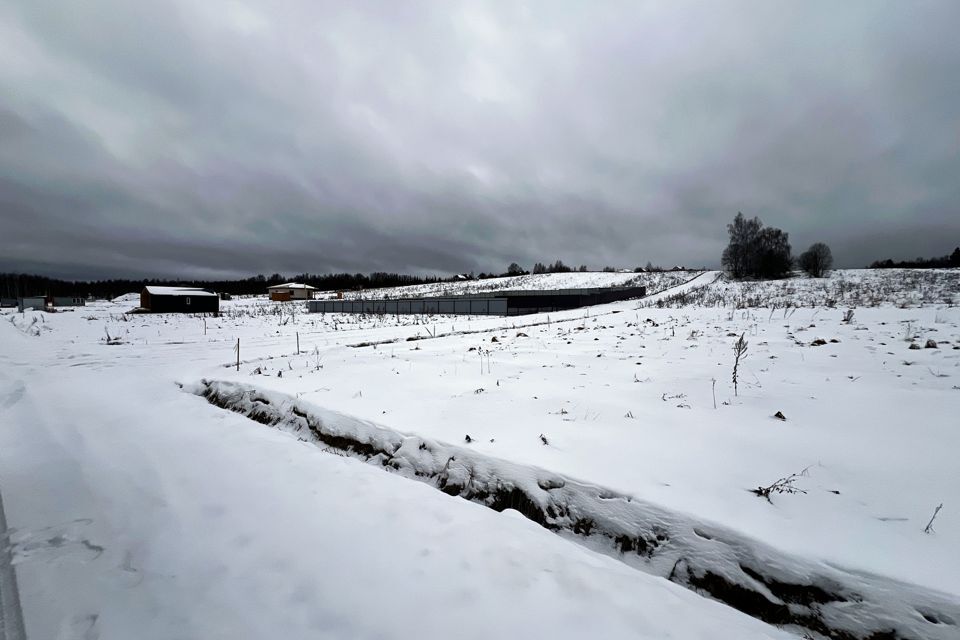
[0,264,633,299]
[10,229,952,298]
[512,261,677,276]
[2,259,689,300]
[0,271,448,300]
[869,248,960,269]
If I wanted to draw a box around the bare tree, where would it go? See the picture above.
[722,213,762,279]
[799,242,834,278]
[721,212,793,279]
[755,227,793,278]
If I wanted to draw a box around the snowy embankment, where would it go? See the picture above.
[111,292,140,304]
[322,270,702,299]
[646,269,960,308]
[192,378,960,640]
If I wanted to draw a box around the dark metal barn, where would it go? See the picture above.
[140,286,220,313]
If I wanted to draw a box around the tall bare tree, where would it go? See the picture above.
[799,243,834,278]
[721,213,792,279]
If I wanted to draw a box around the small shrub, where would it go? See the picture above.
[753,467,810,503]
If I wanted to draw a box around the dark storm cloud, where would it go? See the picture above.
[2,0,959,279]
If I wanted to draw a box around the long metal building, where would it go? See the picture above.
[306,286,646,316]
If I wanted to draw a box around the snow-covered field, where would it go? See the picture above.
[2,269,959,639]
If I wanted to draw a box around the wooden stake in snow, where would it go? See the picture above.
[924,503,943,534]
[235,338,240,372]
[296,331,300,355]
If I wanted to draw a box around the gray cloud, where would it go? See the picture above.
[1,0,959,279]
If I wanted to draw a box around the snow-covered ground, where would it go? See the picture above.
[645,268,960,309]
[2,268,959,638]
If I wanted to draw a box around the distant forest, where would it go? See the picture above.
[2,259,679,300]
[1,261,578,299]
[0,272,449,300]
[869,247,960,269]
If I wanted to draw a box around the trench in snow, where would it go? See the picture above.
[190,379,959,640]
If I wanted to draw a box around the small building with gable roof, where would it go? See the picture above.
[140,286,219,313]
[267,283,316,301]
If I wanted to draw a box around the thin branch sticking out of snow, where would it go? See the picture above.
[924,503,944,534]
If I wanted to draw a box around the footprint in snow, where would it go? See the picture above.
[57,613,100,640]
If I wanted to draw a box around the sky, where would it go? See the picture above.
[2,0,959,280]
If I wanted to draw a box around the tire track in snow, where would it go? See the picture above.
[0,486,27,640]
[0,374,27,640]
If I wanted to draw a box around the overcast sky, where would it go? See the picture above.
[2,1,959,279]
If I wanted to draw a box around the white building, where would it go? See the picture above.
[267,283,317,301]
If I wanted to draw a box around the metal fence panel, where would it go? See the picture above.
[305,285,646,316]
[488,299,508,314]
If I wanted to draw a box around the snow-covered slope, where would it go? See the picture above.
[111,292,140,304]
[646,268,960,308]
[325,270,702,299]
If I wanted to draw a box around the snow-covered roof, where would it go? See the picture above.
[267,283,317,290]
[144,286,218,297]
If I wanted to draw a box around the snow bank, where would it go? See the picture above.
[111,292,140,304]
[193,379,960,640]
